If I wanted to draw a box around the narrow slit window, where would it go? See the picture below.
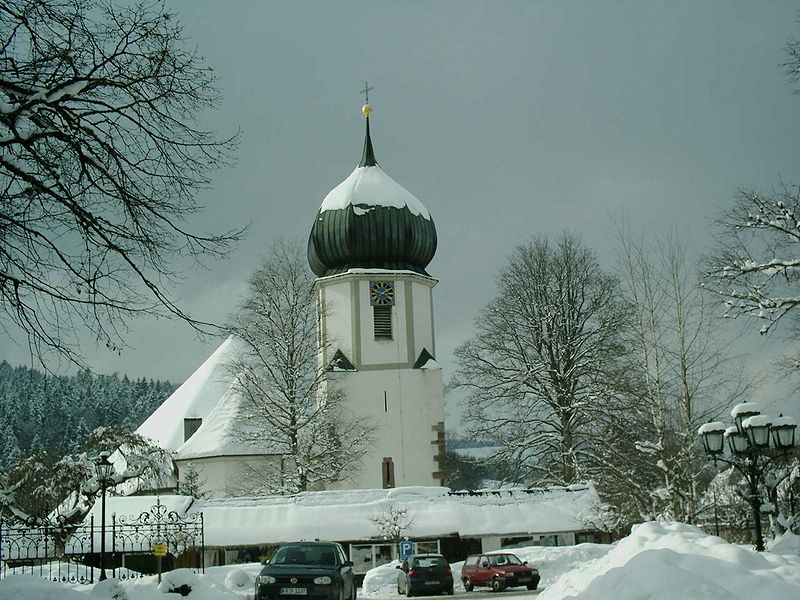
[373,305,392,340]
[382,457,395,489]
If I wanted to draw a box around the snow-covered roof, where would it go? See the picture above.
[83,486,598,549]
[320,165,431,220]
[136,336,241,450]
[174,382,281,460]
[196,485,598,547]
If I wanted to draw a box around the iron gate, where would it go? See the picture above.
[0,499,204,583]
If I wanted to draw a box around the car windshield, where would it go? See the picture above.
[271,545,338,566]
[415,557,448,568]
[489,555,522,566]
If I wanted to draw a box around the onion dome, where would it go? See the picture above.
[307,104,437,277]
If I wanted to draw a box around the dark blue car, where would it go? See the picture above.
[255,541,356,600]
[397,554,454,596]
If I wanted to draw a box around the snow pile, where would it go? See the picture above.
[538,521,800,600]
[361,559,402,597]
[0,574,86,599]
[768,530,800,556]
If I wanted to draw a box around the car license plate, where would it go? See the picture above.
[517,577,531,582]
[280,587,307,595]
[425,581,440,585]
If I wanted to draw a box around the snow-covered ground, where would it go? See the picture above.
[2,522,799,599]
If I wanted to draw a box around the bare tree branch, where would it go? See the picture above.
[0,0,243,367]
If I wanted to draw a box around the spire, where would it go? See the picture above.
[359,104,377,167]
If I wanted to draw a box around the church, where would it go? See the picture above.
[90,104,601,573]
[135,102,446,497]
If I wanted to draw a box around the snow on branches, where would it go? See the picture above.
[0,0,241,366]
[707,186,800,336]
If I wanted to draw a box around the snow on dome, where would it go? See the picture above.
[731,402,762,419]
[136,336,242,451]
[773,415,797,427]
[320,165,431,220]
[724,426,739,436]
[698,421,726,435]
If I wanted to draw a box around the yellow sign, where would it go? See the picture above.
[153,543,167,557]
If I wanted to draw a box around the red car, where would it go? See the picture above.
[460,553,540,592]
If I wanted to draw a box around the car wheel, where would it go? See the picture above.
[491,578,506,593]
[444,586,454,595]
[463,578,473,592]
[526,584,538,591]
[406,587,415,598]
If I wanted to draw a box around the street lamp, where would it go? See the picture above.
[698,403,798,551]
[95,451,114,581]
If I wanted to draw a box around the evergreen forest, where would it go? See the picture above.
[0,361,176,468]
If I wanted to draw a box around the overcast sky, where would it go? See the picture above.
[3,1,800,423]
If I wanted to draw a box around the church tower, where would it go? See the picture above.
[307,103,446,490]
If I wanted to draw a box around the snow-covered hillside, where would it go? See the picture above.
[1,522,799,599]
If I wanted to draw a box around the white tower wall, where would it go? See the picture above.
[317,271,445,490]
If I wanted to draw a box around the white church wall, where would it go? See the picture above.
[327,366,444,490]
[319,278,353,362]
[176,455,282,499]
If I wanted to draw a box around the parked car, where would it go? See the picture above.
[396,554,454,596]
[460,552,540,592]
[255,541,356,600]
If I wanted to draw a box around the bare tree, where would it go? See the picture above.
[0,0,241,366]
[452,233,628,486]
[369,503,415,545]
[706,186,800,352]
[598,226,746,526]
[225,241,372,494]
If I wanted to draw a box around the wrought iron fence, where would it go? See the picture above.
[1,499,204,583]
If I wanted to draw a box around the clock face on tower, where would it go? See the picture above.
[369,281,395,306]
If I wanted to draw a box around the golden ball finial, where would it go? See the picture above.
[362,104,373,117]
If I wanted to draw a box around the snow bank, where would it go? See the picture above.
[538,521,800,600]
[361,559,402,597]
[5,524,800,599]
[0,574,86,599]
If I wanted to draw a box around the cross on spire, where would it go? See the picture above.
[359,81,374,104]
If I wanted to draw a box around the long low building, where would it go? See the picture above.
[84,484,602,575]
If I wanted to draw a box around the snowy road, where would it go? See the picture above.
[368,589,541,600]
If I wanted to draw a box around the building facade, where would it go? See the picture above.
[307,105,446,489]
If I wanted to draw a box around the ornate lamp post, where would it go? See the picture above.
[95,451,114,581]
[698,403,797,551]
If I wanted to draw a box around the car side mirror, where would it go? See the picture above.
[343,560,354,568]
[261,560,268,565]
[523,561,528,565]
[396,565,402,569]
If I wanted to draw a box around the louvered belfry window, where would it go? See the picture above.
[373,305,392,340]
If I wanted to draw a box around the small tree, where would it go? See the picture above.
[369,503,415,546]
[225,240,373,494]
[0,0,241,366]
[177,462,208,499]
